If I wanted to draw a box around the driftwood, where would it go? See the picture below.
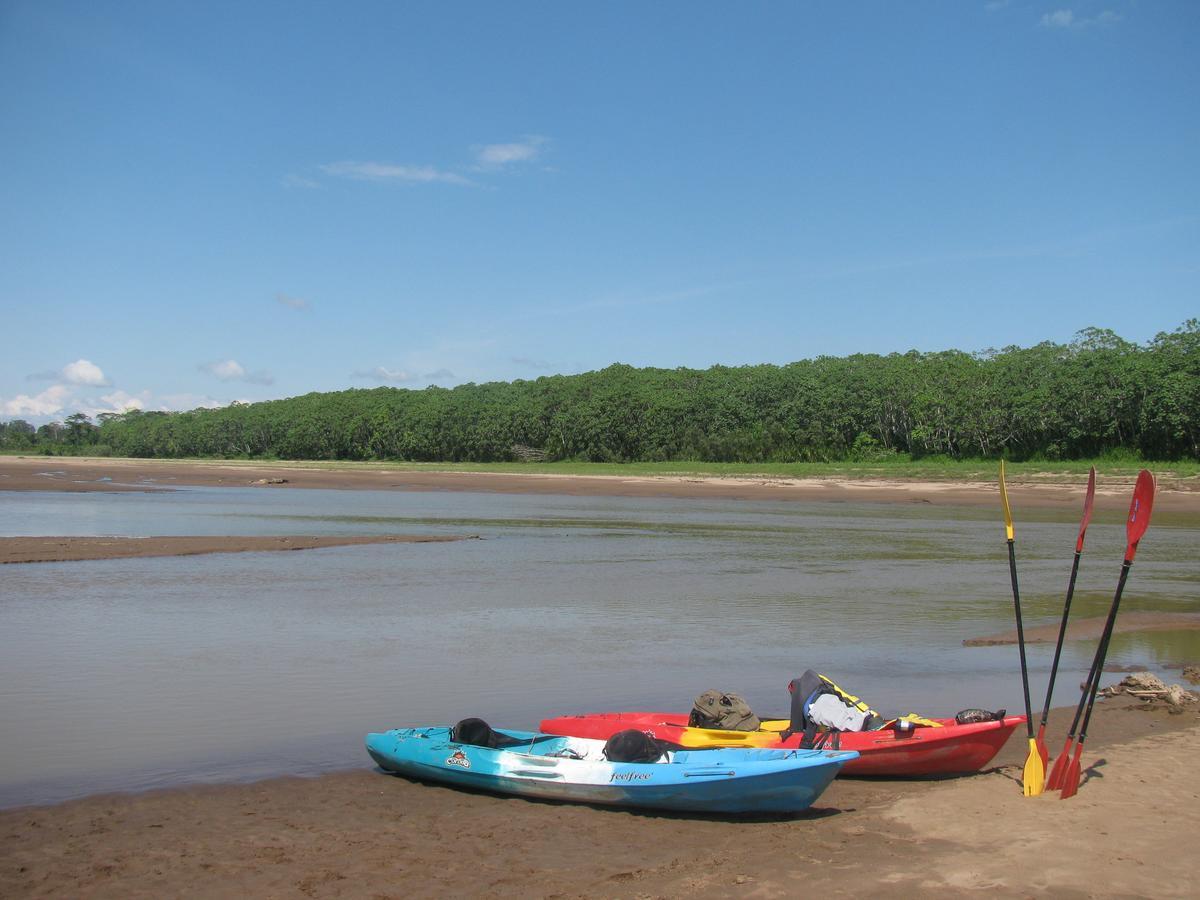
[1098,673,1198,707]
[511,444,548,462]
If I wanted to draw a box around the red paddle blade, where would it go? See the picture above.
[1076,467,1096,553]
[1124,470,1156,563]
[1060,746,1083,799]
[1035,724,1049,773]
[1046,738,1072,791]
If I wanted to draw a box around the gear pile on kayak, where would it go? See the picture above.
[539,670,1023,778]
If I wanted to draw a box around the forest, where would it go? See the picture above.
[3,322,1197,463]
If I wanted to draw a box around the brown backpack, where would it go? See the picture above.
[688,690,761,731]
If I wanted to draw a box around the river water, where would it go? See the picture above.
[2,485,1197,808]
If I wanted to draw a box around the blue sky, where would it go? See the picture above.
[1,1,1196,423]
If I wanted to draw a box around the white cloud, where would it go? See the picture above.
[100,390,146,411]
[200,359,275,385]
[28,359,110,386]
[61,358,110,386]
[1041,9,1074,27]
[1,384,71,417]
[203,359,246,380]
[282,173,320,189]
[352,366,418,383]
[0,384,247,425]
[350,364,461,384]
[157,393,226,412]
[476,136,547,168]
[1040,8,1120,28]
[310,138,550,188]
[276,293,311,311]
[75,390,150,419]
[321,161,473,186]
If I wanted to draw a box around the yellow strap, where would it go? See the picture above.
[894,713,943,728]
[811,674,942,729]
[817,673,879,717]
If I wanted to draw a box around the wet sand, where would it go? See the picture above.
[0,534,478,565]
[3,455,1198,513]
[2,697,1196,898]
[966,611,1200,647]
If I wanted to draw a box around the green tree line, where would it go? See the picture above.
[5,321,1198,462]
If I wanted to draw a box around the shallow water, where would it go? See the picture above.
[1,486,1197,808]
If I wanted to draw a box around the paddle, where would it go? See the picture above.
[999,461,1043,796]
[1060,469,1156,800]
[1044,649,1098,791]
[1035,467,1096,779]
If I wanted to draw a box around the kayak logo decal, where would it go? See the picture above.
[609,771,651,782]
[445,749,471,769]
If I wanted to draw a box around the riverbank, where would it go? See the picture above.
[3,455,1199,513]
[0,534,479,565]
[2,697,1196,898]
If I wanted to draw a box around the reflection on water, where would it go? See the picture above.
[1,486,1197,808]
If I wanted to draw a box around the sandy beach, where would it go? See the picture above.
[3,455,1198,513]
[1,697,1196,898]
[3,455,1198,897]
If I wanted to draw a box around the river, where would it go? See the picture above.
[1,485,1196,807]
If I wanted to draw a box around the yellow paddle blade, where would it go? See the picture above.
[1023,737,1045,796]
[999,460,1014,541]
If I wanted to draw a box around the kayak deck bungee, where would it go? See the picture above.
[365,726,858,814]
[538,712,1024,777]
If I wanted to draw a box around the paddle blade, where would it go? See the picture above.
[1035,723,1049,774]
[999,460,1014,541]
[1023,737,1045,796]
[1060,745,1083,799]
[1124,470,1156,563]
[1076,467,1096,553]
[1046,738,1072,791]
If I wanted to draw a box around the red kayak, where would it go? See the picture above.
[538,711,1025,777]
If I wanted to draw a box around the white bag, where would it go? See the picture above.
[807,693,872,732]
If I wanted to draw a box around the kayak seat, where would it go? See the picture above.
[451,717,555,750]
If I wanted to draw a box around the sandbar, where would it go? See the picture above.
[0,534,478,565]
[2,455,1198,514]
[965,611,1200,646]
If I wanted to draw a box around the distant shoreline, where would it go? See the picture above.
[3,455,1199,514]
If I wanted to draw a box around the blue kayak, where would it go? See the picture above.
[365,725,857,814]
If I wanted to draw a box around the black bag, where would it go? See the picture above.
[954,708,1007,725]
[602,729,668,763]
[687,690,761,731]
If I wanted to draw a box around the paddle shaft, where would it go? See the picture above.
[1007,539,1035,739]
[1076,561,1134,745]
[1061,647,1099,744]
[1039,549,1082,730]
